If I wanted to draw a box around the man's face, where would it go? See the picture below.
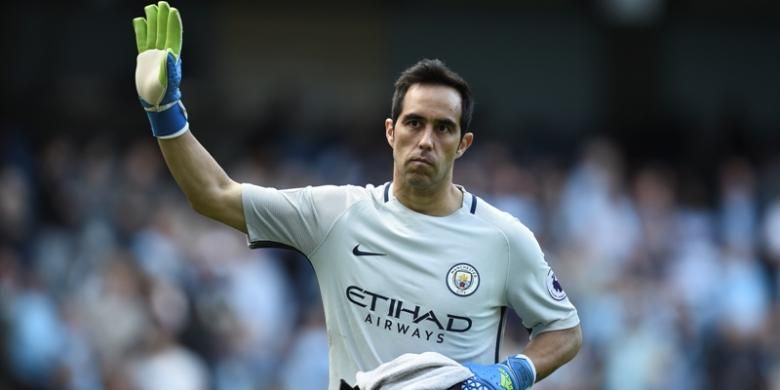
[385,84,473,190]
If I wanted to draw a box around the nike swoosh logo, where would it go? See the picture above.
[352,244,386,257]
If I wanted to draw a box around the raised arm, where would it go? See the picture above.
[133,2,245,232]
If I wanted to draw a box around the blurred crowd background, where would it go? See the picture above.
[2,0,780,389]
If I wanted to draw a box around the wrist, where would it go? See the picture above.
[505,354,536,390]
[144,100,189,138]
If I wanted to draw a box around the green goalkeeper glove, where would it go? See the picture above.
[132,1,188,138]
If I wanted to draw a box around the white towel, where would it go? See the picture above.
[355,352,473,390]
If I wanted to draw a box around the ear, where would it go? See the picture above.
[385,118,395,148]
[455,131,474,159]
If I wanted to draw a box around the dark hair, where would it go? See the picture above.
[391,59,474,133]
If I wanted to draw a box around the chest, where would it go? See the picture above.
[311,204,508,317]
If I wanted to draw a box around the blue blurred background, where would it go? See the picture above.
[2,1,780,389]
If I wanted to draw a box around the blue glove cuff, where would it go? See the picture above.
[144,100,189,138]
[463,354,536,390]
[505,354,536,390]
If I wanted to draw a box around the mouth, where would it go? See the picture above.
[408,157,433,166]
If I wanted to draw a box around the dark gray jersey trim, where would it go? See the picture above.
[384,182,391,203]
[470,194,478,214]
[495,306,507,363]
[249,240,306,257]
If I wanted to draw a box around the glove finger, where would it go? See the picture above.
[155,1,170,50]
[132,17,147,53]
[165,7,183,58]
[144,4,158,51]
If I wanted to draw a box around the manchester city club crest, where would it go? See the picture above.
[446,263,480,296]
[546,269,567,301]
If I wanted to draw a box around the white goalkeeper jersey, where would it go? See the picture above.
[241,182,579,390]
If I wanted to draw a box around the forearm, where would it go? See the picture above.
[523,324,582,381]
[158,131,245,231]
[158,130,231,202]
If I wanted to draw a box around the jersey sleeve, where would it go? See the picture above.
[506,223,580,338]
[241,183,368,256]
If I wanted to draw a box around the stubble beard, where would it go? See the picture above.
[403,164,448,195]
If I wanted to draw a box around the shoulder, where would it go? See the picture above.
[305,183,385,205]
[468,194,541,255]
[241,182,381,197]
[469,194,533,237]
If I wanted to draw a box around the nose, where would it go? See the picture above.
[418,125,434,150]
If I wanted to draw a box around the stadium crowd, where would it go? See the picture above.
[1,127,779,390]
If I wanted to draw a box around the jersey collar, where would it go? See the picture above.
[383,182,477,215]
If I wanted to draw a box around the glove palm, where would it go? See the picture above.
[132,2,188,138]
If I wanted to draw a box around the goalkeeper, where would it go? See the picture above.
[132,3,582,390]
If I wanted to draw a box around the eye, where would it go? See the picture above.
[437,123,453,133]
[406,119,422,129]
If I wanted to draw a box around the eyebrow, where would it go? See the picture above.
[401,113,426,122]
[435,118,457,128]
[402,113,458,128]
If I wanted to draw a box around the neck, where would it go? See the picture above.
[392,176,463,216]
